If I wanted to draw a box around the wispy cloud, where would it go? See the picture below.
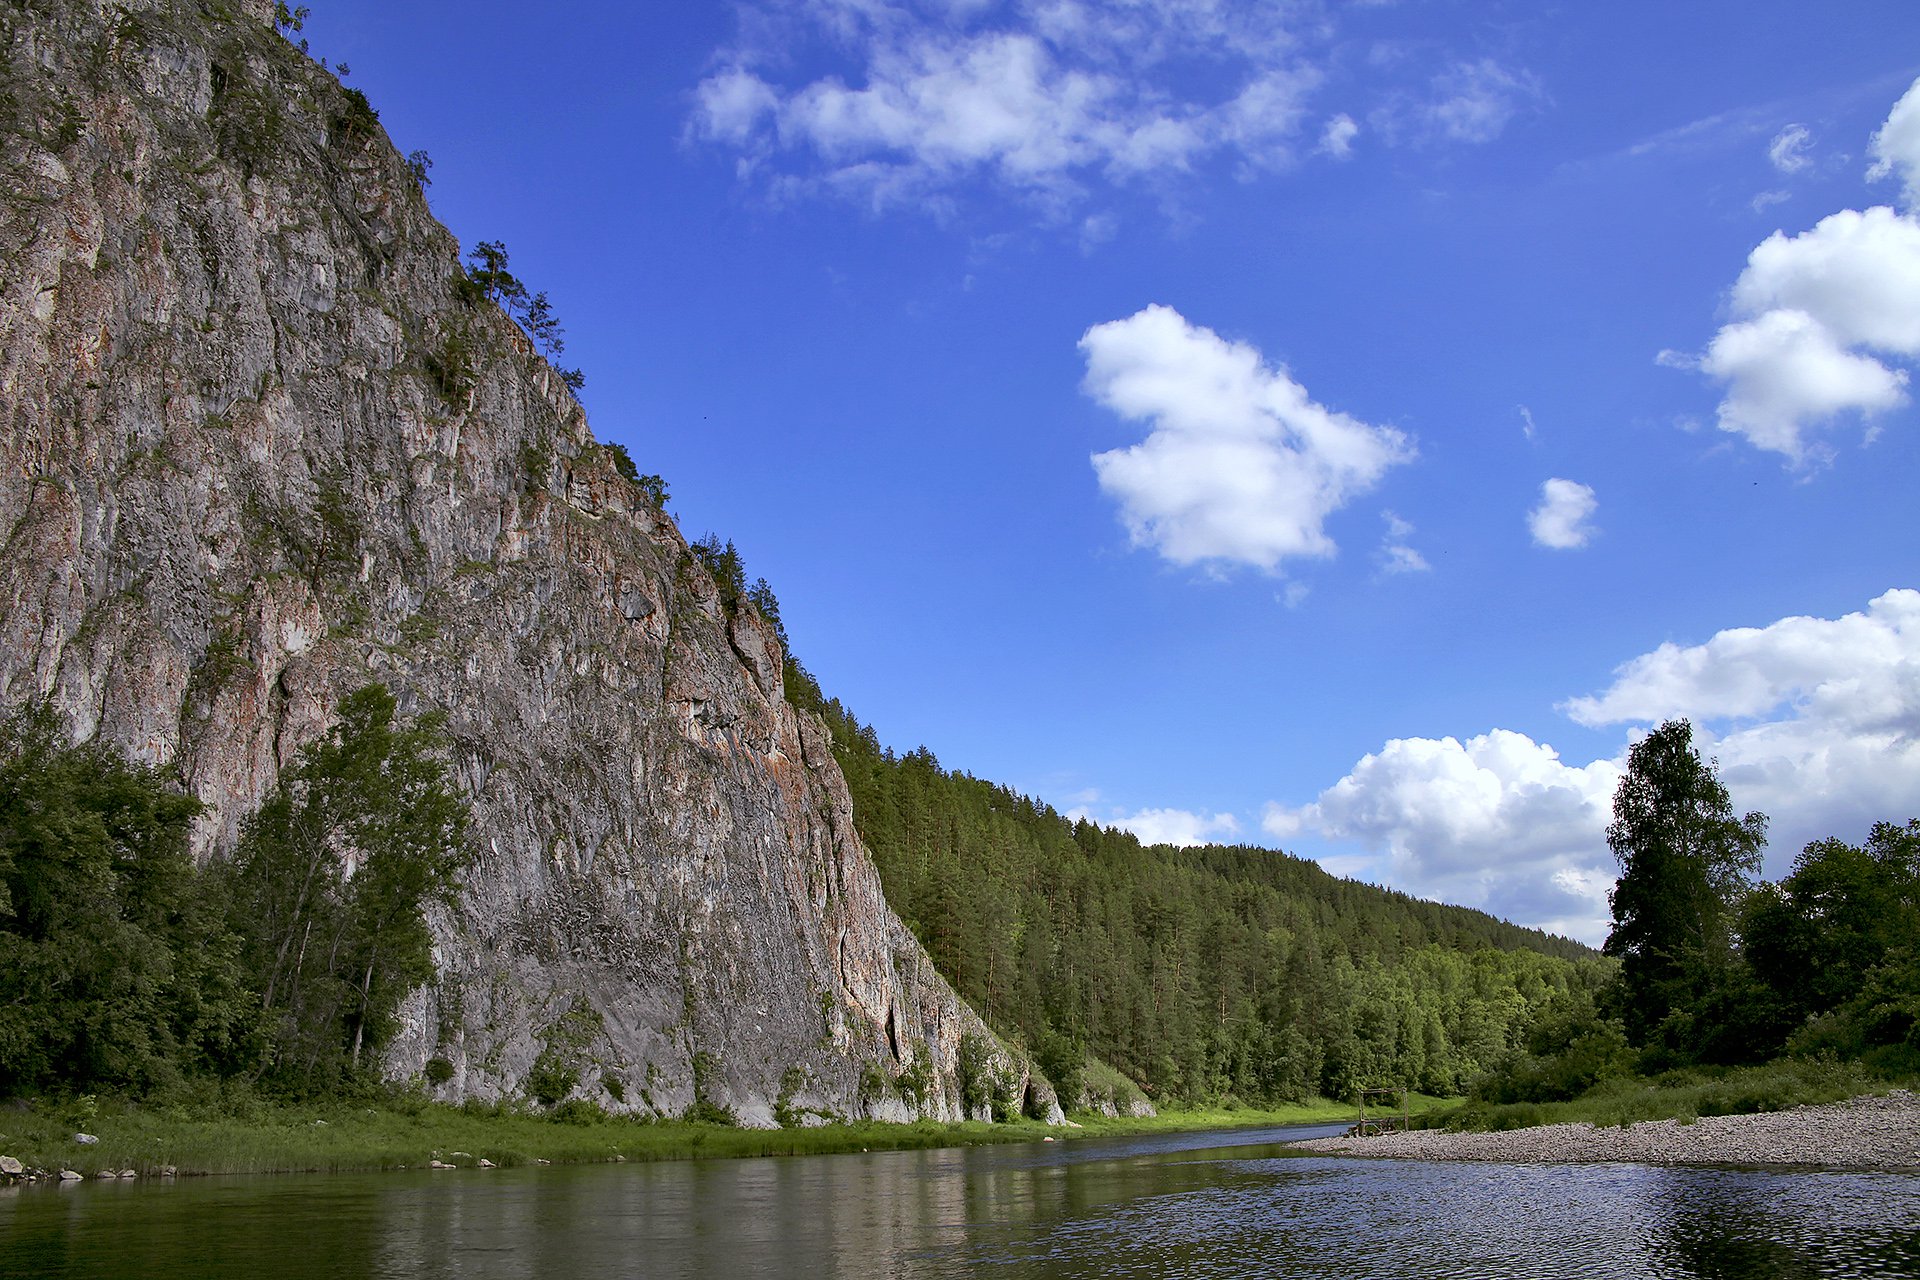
[1767,123,1813,174]
[691,0,1543,214]
[1377,511,1430,574]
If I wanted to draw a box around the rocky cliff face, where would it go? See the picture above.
[0,0,1056,1125]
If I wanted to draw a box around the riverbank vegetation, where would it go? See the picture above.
[1426,720,1918,1133]
[1426,1056,1908,1133]
[0,1088,1419,1179]
[0,688,467,1103]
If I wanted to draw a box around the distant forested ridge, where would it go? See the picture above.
[781,660,1600,1105]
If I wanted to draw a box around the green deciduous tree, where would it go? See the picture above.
[231,685,467,1090]
[0,709,254,1095]
[1602,719,1766,1059]
[1745,819,1920,1061]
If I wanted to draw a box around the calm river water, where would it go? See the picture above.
[5,1123,1919,1278]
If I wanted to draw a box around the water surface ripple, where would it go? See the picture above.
[5,1123,1918,1278]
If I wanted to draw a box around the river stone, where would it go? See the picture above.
[73,1134,98,1146]
[0,1155,23,1176]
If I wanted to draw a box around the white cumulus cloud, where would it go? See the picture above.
[1698,307,1909,460]
[1070,805,1242,847]
[1080,304,1413,572]
[1562,588,1920,730]
[1270,589,1920,945]
[1733,207,1920,354]
[1670,80,1920,464]
[1869,76,1920,207]
[1266,730,1621,943]
[1527,478,1597,550]
[1562,588,1920,863]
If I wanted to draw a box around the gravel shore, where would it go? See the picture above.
[1288,1090,1920,1171]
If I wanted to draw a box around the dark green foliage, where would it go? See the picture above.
[1747,820,1920,1063]
[1031,1028,1084,1108]
[526,999,603,1106]
[424,326,476,407]
[894,1058,932,1107]
[744,578,789,649]
[605,442,640,484]
[0,709,255,1096]
[773,1066,808,1127]
[684,1050,736,1125]
[462,240,524,311]
[207,53,284,176]
[634,472,669,509]
[405,148,432,188]
[309,470,360,589]
[689,535,747,609]
[797,679,1591,1106]
[230,685,468,1093]
[458,241,576,385]
[1472,985,1633,1104]
[1603,720,1766,1059]
[423,1056,454,1086]
[332,86,379,144]
[957,1033,1013,1119]
[549,1097,610,1125]
[522,291,564,355]
[274,3,309,35]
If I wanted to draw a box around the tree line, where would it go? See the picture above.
[778,655,1598,1107]
[0,687,465,1100]
[1478,718,1917,1104]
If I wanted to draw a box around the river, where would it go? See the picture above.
[5,1122,1918,1277]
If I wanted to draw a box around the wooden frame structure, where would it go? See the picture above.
[1354,1085,1410,1137]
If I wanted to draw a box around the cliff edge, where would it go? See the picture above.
[0,0,1057,1125]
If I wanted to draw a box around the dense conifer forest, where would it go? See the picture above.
[780,656,1601,1107]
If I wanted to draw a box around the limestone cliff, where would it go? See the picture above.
[0,0,1057,1125]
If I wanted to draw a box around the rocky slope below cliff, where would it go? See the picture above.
[0,0,1055,1125]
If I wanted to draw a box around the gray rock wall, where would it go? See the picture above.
[0,0,1056,1125]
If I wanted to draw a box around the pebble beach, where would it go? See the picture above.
[1289,1090,1920,1171]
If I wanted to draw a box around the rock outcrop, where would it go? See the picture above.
[0,0,1056,1125]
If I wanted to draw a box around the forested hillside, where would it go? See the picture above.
[780,658,1601,1106]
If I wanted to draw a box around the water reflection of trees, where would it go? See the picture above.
[1648,1169,1920,1280]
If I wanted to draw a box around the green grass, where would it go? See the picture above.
[1064,1092,1448,1139]
[0,1091,1432,1179]
[1419,1057,1915,1134]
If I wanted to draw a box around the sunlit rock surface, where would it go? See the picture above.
[0,0,1057,1127]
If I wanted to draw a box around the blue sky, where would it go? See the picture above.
[306,0,1920,944]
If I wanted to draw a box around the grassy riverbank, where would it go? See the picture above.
[0,1092,1434,1179]
[1417,1057,1916,1133]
